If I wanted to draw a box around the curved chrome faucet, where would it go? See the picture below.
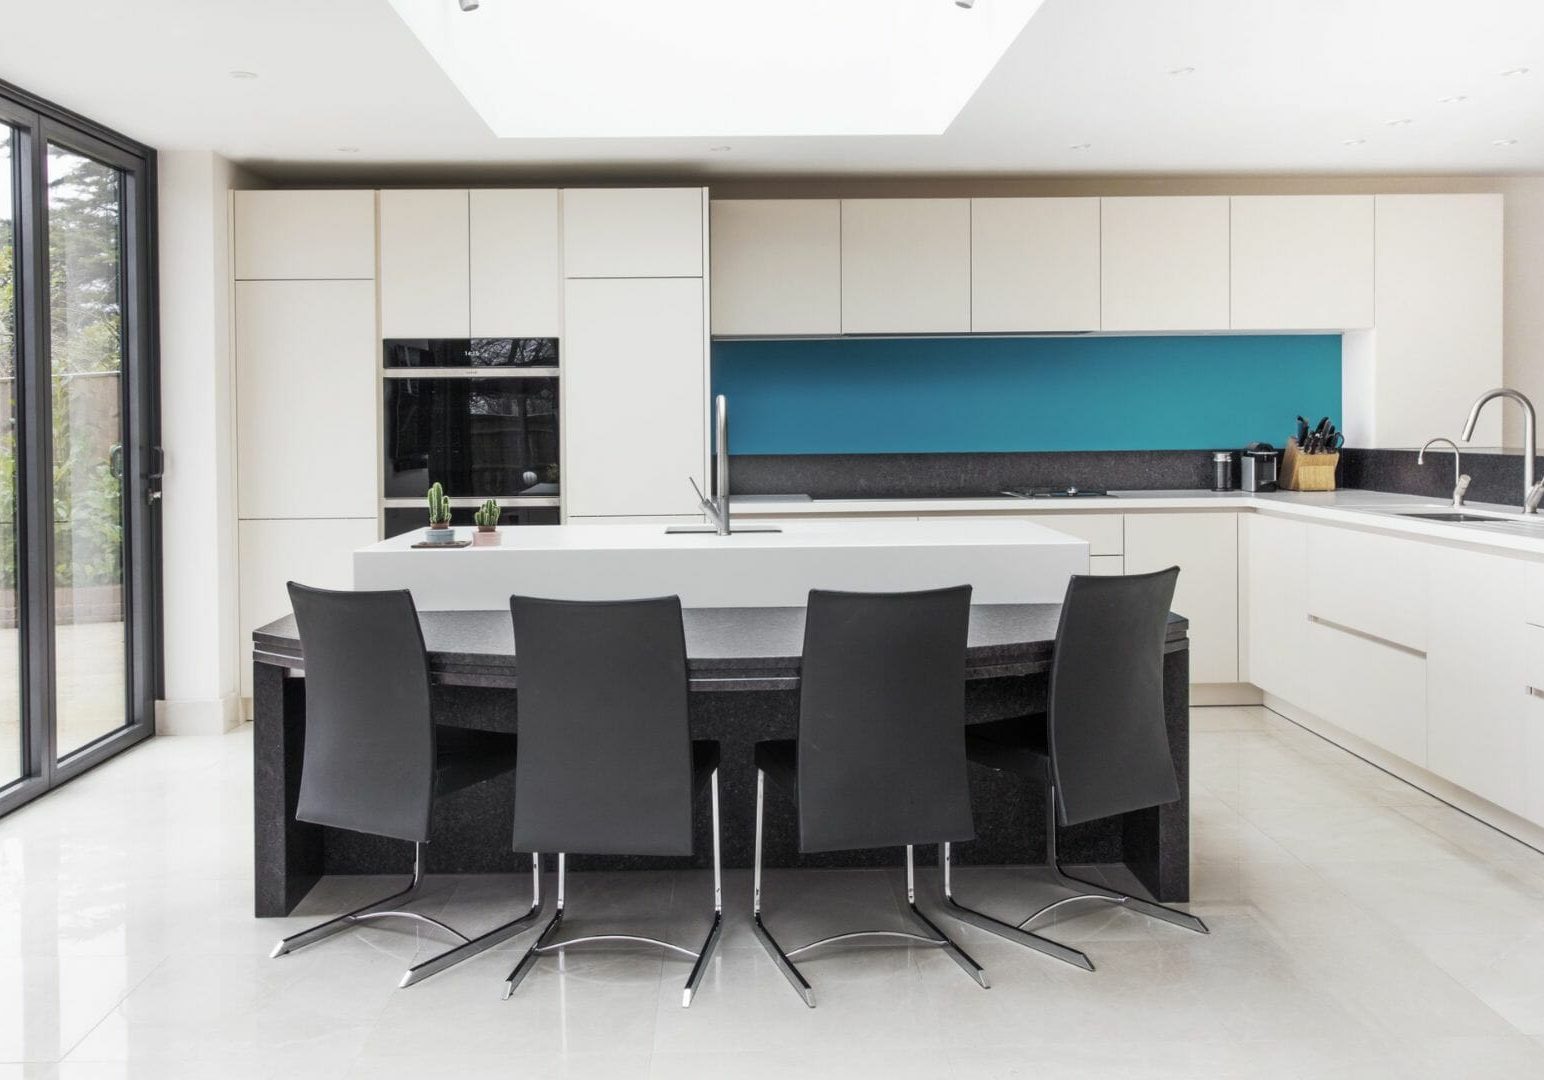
[1418,437,1470,508]
[1461,388,1543,513]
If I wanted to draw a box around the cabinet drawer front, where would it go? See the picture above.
[1035,513,1123,556]
[1308,526,1427,651]
[1308,619,1427,768]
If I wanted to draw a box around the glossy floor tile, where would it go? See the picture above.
[3,706,1544,1077]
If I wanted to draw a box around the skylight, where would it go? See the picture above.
[386,0,1045,138]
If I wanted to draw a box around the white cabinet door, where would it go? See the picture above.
[840,199,971,334]
[1088,555,1124,576]
[1239,513,1309,705]
[235,280,378,519]
[238,518,379,697]
[1307,618,1428,768]
[1525,687,1544,827]
[1123,512,1238,683]
[1230,196,1374,330]
[1307,525,1428,651]
[469,189,561,337]
[379,189,471,339]
[1033,512,1123,556]
[1100,197,1230,331]
[233,190,376,281]
[1355,194,1504,448]
[970,198,1100,332]
[563,278,706,517]
[710,200,841,335]
[562,188,704,278]
[1426,545,1528,815]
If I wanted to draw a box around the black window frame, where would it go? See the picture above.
[0,78,161,818]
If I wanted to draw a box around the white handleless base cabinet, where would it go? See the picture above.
[1240,513,1309,704]
[1426,545,1528,815]
[562,278,707,518]
[238,518,379,699]
[1124,512,1238,683]
[1306,618,1428,769]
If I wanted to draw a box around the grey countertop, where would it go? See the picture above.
[254,604,1190,690]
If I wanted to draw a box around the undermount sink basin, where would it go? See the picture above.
[1399,511,1513,523]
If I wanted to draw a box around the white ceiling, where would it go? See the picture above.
[0,0,1540,181]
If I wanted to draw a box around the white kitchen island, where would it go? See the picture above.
[354,518,1089,610]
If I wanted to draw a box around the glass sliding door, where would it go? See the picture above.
[0,84,159,817]
[46,144,127,759]
[0,123,19,789]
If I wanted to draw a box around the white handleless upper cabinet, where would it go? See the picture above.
[710,200,841,335]
[379,189,471,339]
[1123,511,1238,683]
[233,190,376,281]
[970,198,1100,332]
[562,188,705,278]
[1100,197,1230,331]
[235,280,378,519]
[1349,194,1504,449]
[840,199,971,334]
[1230,196,1374,330]
[562,277,707,517]
[469,189,561,337]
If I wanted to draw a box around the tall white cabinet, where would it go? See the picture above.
[233,190,379,700]
[562,189,710,520]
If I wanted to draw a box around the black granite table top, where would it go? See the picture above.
[254,605,1189,691]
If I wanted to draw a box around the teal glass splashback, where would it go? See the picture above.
[711,335,1342,454]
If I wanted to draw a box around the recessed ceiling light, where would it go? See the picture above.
[1167,66,1196,76]
[1068,142,1092,150]
[385,0,1047,137]
[1493,137,1520,147]
[1500,66,1530,76]
[1438,94,1468,104]
[336,146,361,153]
[1341,137,1367,146]
[708,145,732,152]
[228,70,258,80]
[1385,118,1413,127]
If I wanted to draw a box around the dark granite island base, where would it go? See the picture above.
[253,606,1192,917]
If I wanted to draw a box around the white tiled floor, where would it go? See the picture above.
[4,706,1544,1078]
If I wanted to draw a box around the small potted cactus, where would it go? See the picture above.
[424,482,455,545]
[472,498,501,546]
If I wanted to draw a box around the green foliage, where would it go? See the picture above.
[474,498,500,528]
[427,482,451,526]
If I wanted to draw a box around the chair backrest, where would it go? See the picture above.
[1047,568,1182,827]
[288,582,436,843]
[795,586,975,854]
[510,594,694,856]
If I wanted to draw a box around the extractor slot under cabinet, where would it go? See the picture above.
[1306,618,1428,769]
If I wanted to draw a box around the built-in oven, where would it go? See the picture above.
[382,338,560,538]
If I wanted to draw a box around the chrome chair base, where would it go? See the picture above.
[270,843,544,988]
[750,769,990,1008]
[939,781,1208,971]
[503,769,726,1008]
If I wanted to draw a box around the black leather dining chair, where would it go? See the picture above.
[270,583,542,988]
[941,567,1208,972]
[502,594,724,1008]
[752,586,989,1007]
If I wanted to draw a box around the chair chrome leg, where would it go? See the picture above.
[399,852,545,988]
[503,854,566,1000]
[270,841,428,958]
[904,845,988,989]
[682,768,725,1007]
[937,841,1095,972]
[751,768,815,1008]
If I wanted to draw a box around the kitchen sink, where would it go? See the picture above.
[1399,511,1515,523]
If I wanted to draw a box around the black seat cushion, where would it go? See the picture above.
[963,714,1050,778]
[434,726,519,799]
[692,740,721,798]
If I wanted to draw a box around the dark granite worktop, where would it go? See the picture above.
[254,605,1190,691]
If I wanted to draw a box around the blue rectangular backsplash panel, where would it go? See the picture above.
[711,335,1342,454]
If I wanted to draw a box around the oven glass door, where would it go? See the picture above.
[383,377,559,498]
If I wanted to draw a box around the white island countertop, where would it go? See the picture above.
[354,518,1090,611]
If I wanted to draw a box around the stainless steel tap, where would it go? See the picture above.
[1461,388,1542,513]
[667,394,779,535]
[1417,437,1470,508]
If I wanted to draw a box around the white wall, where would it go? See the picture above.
[713,174,1544,449]
[156,151,267,734]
